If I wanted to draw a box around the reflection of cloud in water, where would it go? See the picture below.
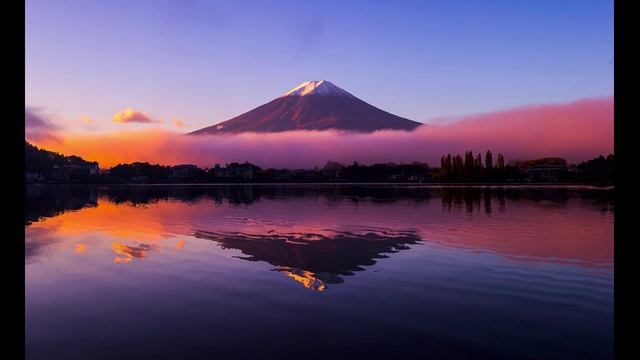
[273,268,327,292]
[25,185,613,269]
[25,226,61,263]
[114,256,132,264]
[194,229,421,290]
[112,242,159,264]
[74,244,87,253]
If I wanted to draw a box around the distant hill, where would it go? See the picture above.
[25,141,98,174]
[189,80,422,134]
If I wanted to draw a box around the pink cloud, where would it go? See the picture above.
[25,107,62,143]
[31,97,613,168]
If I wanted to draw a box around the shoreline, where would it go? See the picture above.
[25,182,614,189]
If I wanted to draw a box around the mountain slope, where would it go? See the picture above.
[190,80,422,134]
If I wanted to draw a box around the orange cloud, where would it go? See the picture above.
[172,118,185,128]
[112,108,156,124]
[31,97,613,168]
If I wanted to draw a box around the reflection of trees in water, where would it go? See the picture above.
[99,185,437,206]
[440,187,504,214]
[25,185,435,224]
[578,191,615,213]
[25,185,98,226]
[103,185,258,206]
[194,229,421,290]
[25,185,99,260]
[438,187,613,215]
[25,185,613,226]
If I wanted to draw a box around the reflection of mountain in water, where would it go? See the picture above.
[25,185,614,272]
[194,229,421,291]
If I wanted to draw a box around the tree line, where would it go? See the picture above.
[25,141,613,184]
[25,141,97,174]
[434,150,518,182]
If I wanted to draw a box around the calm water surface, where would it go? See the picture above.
[25,185,614,359]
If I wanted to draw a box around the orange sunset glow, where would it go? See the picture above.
[26,193,612,268]
[25,1,615,358]
[28,97,612,169]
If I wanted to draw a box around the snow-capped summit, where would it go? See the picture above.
[282,80,355,98]
[190,80,422,134]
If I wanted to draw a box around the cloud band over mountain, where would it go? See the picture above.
[27,97,613,168]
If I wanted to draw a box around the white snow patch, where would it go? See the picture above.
[281,80,355,98]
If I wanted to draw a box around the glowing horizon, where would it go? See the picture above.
[27,96,613,169]
[25,1,613,169]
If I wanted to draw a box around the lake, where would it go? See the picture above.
[25,184,614,359]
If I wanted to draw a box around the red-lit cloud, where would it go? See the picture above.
[28,97,613,168]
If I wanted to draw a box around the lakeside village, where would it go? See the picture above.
[25,142,613,185]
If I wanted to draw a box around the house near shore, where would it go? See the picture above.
[171,164,200,180]
[51,162,99,181]
[524,165,567,182]
[26,172,44,183]
[212,163,254,179]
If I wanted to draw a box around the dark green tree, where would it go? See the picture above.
[453,154,464,181]
[464,151,475,181]
[485,150,493,170]
[497,153,505,169]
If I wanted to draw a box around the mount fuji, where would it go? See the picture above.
[189,80,422,134]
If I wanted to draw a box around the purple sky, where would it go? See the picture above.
[26,0,613,134]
